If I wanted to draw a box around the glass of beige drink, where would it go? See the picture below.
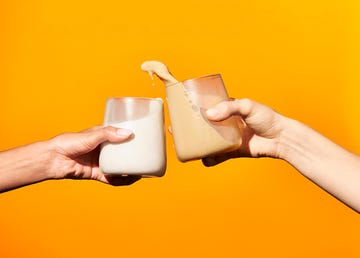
[99,97,166,177]
[167,74,241,162]
[141,61,242,162]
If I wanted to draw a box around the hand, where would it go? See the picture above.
[202,98,286,166]
[48,126,141,185]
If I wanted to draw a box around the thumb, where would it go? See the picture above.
[206,98,255,121]
[76,126,133,155]
[101,126,134,144]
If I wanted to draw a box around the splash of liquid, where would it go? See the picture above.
[141,61,178,86]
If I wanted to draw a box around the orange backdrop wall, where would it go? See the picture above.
[1,0,359,257]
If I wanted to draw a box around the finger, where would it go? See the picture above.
[205,98,257,121]
[103,126,134,143]
[168,126,172,134]
[202,150,241,167]
[87,126,133,146]
[77,126,133,154]
[202,153,232,167]
[104,175,141,186]
[80,125,102,133]
[202,155,230,167]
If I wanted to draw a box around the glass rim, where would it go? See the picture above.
[106,97,163,103]
[166,73,222,87]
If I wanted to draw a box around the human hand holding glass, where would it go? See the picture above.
[49,126,142,185]
[202,98,284,165]
[0,126,141,193]
[202,98,360,213]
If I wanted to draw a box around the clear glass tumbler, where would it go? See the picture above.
[166,74,241,162]
[99,97,166,177]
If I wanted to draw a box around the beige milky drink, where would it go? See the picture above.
[141,61,241,162]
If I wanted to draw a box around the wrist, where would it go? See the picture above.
[31,140,56,181]
[45,138,72,180]
[277,116,314,163]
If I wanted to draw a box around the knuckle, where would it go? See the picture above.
[237,98,254,116]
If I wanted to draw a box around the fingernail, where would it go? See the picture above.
[206,108,220,118]
[116,128,133,137]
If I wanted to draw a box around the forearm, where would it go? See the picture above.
[278,117,360,213]
[0,141,54,193]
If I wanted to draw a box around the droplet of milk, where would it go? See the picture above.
[147,71,156,86]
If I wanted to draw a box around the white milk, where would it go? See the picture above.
[99,101,166,177]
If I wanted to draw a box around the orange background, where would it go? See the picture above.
[1,0,360,257]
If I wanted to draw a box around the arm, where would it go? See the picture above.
[0,141,52,193]
[279,117,360,212]
[0,126,139,193]
[204,98,360,213]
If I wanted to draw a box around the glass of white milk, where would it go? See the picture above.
[99,97,166,177]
